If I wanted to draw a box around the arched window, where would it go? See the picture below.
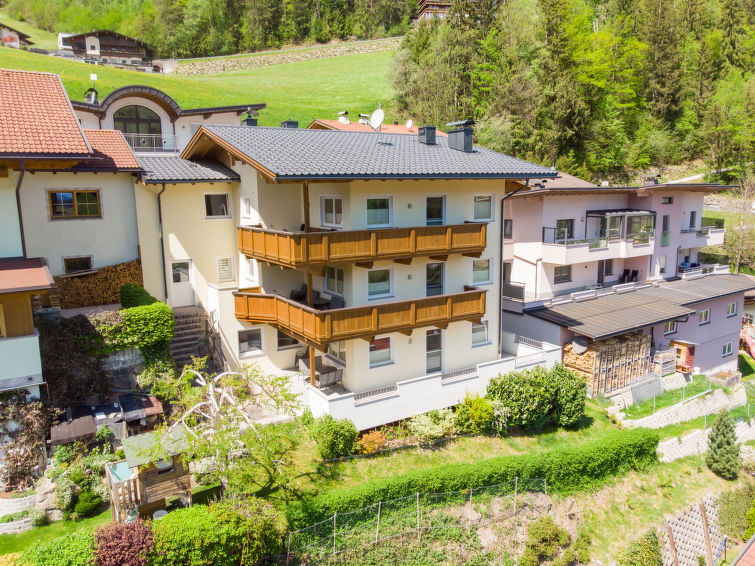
[113,105,162,135]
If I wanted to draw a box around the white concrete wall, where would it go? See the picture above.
[0,176,22,257]
[20,172,139,275]
[0,332,42,383]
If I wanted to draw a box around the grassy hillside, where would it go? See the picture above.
[0,47,395,126]
[0,12,58,51]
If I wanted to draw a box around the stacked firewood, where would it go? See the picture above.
[53,260,143,309]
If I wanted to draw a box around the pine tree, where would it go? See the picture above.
[706,410,740,479]
[720,0,745,69]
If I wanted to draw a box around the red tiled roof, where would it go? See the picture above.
[535,171,596,188]
[308,118,449,137]
[733,534,755,565]
[0,257,55,295]
[78,130,141,171]
[0,69,91,158]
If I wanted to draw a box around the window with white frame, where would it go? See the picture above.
[245,258,258,284]
[472,258,492,285]
[473,195,493,221]
[241,197,252,217]
[205,193,230,217]
[369,337,392,367]
[698,309,710,325]
[277,330,298,350]
[321,197,343,227]
[366,197,391,226]
[368,268,392,298]
[216,256,234,282]
[664,320,677,335]
[722,341,733,357]
[327,341,346,364]
[239,328,262,355]
[324,266,344,295]
[726,302,737,317]
[554,265,572,284]
[472,321,489,346]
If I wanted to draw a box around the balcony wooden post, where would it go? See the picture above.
[308,344,316,387]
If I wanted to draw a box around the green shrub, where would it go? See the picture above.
[74,489,102,518]
[519,516,570,566]
[745,502,755,540]
[706,411,740,479]
[23,528,95,566]
[150,500,284,566]
[550,364,587,426]
[617,530,662,566]
[120,284,158,308]
[68,464,85,485]
[286,429,658,528]
[55,476,76,511]
[54,443,77,466]
[28,507,48,527]
[717,482,755,539]
[95,425,113,443]
[487,366,553,428]
[121,302,175,349]
[407,408,459,443]
[456,393,494,434]
[309,415,358,459]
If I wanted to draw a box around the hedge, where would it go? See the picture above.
[120,283,158,309]
[93,302,175,352]
[286,429,659,528]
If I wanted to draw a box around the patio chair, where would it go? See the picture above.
[298,354,342,388]
[618,269,630,283]
[289,284,307,302]
[328,295,345,309]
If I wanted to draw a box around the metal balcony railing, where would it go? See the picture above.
[122,133,180,153]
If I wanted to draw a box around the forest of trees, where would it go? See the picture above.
[392,0,754,181]
[1,0,416,57]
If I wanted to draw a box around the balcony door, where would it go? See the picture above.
[426,262,444,296]
[426,196,445,226]
[426,329,442,373]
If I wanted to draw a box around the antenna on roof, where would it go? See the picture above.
[242,106,258,127]
[84,73,98,104]
[369,104,384,132]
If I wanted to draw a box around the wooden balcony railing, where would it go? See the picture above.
[234,287,487,348]
[237,223,487,268]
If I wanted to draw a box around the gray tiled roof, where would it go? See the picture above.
[526,273,755,340]
[194,125,557,181]
[138,155,240,184]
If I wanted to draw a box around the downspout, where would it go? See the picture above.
[14,160,27,258]
[157,183,168,301]
[498,180,529,358]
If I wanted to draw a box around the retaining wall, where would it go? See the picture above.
[0,517,32,534]
[624,386,746,429]
[657,420,755,463]
[660,496,722,566]
[0,494,35,515]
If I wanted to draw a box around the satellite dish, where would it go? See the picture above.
[572,336,589,355]
[369,107,384,131]
[406,119,413,130]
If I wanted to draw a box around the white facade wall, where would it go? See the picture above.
[20,172,139,275]
[0,332,42,384]
[0,176,22,257]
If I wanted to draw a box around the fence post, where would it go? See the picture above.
[375,501,381,543]
[514,477,518,515]
[286,532,291,566]
[416,492,421,541]
[332,512,337,555]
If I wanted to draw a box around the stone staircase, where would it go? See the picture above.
[171,307,207,369]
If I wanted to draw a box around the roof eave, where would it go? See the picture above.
[273,172,559,182]
[142,177,240,185]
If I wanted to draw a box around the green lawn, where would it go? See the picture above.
[0,13,58,51]
[623,375,714,420]
[0,47,396,127]
[741,354,755,380]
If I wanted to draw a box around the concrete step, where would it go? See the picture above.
[171,343,199,355]
[172,328,203,340]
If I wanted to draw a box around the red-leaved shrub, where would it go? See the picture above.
[94,520,153,566]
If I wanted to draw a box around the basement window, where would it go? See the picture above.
[277,331,298,351]
[239,328,262,355]
[64,256,93,274]
[369,337,392,367]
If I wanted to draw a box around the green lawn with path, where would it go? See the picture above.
[0,47,396,127]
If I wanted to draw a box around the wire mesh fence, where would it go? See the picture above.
[285,477,548,565]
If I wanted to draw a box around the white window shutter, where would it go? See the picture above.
[217,257,234,281]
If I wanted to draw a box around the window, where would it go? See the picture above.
[698,309,710,325]
[472,259,492,285]
[327,341,346,364]
[503,219,513,239]
[473,195,493,221]
[113,105,161,135]
[472,321,489,346]
[49,190,101,218]
[366,197,391,226]
[205,194,230,217]
[604,259,614,276]
[689,211,697,230]
[216,256,234,281]
[325,267,344,295]
[245,258,258,283]
[172,261,189,283]
[659,255,667,274]
[426,196,445,226]
[241,197,252,217]
[368,268,392,298]
[662,197,673,204]
[722,342,733,357]
[277,330,298,350]
[426,329,442,373]
[156,458,174,475]
[64,256,92,274]
[321,197,343,227]
[426,262,444,296]
[369,337,392,367]
[745,313,753,325]
[664,320,677,335]
[726,302,737,317]
[555,219,574,240]
[554,265,572,284]
[661,215,670,247]
[239,329,262,354]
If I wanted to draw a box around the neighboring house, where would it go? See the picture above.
[307,113,448,137]
[416,0,453,20]
[71,86,265,154]
[135,124,562,430]
[63,30,153,67]
[0,23,33,49]
[745,276,755,326]
[500,175,752,393]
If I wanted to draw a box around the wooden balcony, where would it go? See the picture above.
[237,223,487,269]
[234,287,487,349]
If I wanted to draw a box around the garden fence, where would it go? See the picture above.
[285,477,548,565]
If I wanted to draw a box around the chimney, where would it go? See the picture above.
[418,126,436,145]
[358,113,370,125]
[242,107,257,127]
[338,111,350,125]
[280,120,298,128]
[446,120,475,153]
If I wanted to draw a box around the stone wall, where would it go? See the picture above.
[0,494,35,516]
[657,420,755,463]
[0,517,32,534]
[102,347,144,389]
[660,496,722,566]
